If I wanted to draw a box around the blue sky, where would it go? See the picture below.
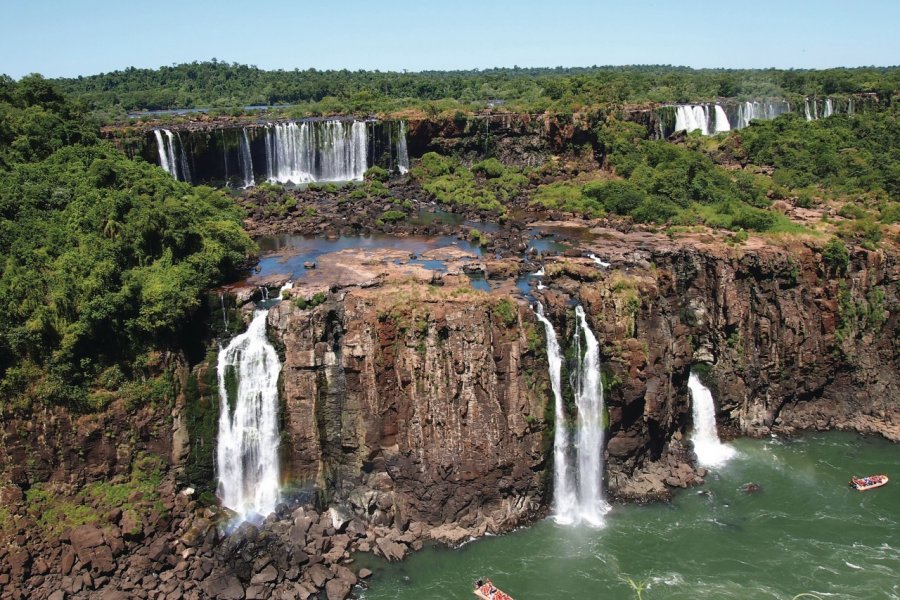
[1,0,898,78]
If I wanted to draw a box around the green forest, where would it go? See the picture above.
[52,61,900,121]
[0,75,255,410]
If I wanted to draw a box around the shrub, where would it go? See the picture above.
[364,165,390,182]
[822,238,849,274]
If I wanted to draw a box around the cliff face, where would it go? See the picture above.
[269,283,548,535]
[536,233,898,498]
[406,112,600,167]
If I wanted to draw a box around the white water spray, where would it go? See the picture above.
[588,254,610,268]
[216,310,283,519]
[688,371,736,468]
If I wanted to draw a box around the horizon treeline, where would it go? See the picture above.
[32,61,900,118]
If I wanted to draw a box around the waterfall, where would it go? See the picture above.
[713,105,731,133]
[397,121,410,174]
[824,98,834,118]
[153,128,191,182]
[216,310,283,519]
[175,131,192,184]
[265,120,368,184]
[674,105,710,136]
[219,292,229,331]
[848,97,855,115]
[153,129,179,179]
[221,130,230,183]
[804,98,814,121]
[571,306,610,525]
[688,371,736,468]
[534,303,578,523]
[238,129,255,188]
[735,100,790,129]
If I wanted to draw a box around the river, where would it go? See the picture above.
[356,433,899,599]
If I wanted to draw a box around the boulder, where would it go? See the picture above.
[306,563,331,588]
[325,578,352,600]
[201,571,245,600]
[250,564,278,585]
[375,537,407,562]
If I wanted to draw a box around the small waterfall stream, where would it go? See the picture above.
[688,371,736,467]
[397,121,410,174]
[535,303,610,526]
[572,306,610,525]
[153,128,191,182]
[238,129,255,188]
[153,129,179,179]
[216,309,283,520]
[534,303,577,523]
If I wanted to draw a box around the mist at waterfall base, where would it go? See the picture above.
[357,433,900,600]
[216,310,283,522]
[688,372,737,468]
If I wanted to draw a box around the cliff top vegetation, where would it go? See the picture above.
[0,75,255,411]
[37,61,900,123]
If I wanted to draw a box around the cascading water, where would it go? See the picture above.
[534,303,577,523]
[175,131,192,184]
[687,371,736,468]
[674,105,710,135]
[239,129,255,188]
[216,310,283,520]
[153,129,179,179]
[397,121,410,174]
[265,120,368,184]
[713,105,731,133]
[735,100,790,129]
[824,98,834,118]
[571,306,610,525]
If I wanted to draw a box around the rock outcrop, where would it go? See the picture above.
[269,280,548,535]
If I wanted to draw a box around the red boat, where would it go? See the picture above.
[474,579,514,600]
[849,474,889,491]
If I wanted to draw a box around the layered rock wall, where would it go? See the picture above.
[269,285,548,534]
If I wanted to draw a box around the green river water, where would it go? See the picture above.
[356,433,899,600]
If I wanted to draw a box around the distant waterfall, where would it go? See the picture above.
[397,121,410,174]
[534,304,577,524]
[216,310,283,520]
[176,131,192,183]
[265,120,368,184]
[688,371,736,468]
[735,100,790,129]
[674,105,711,135]
[154,129,179,179]
[713,105,731,133]
[238,129,255,188]
[805,97,820,121]
[824,98,834,118]
[153,128,191,182]
[673,104,730,135]
[572,306,610,525]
